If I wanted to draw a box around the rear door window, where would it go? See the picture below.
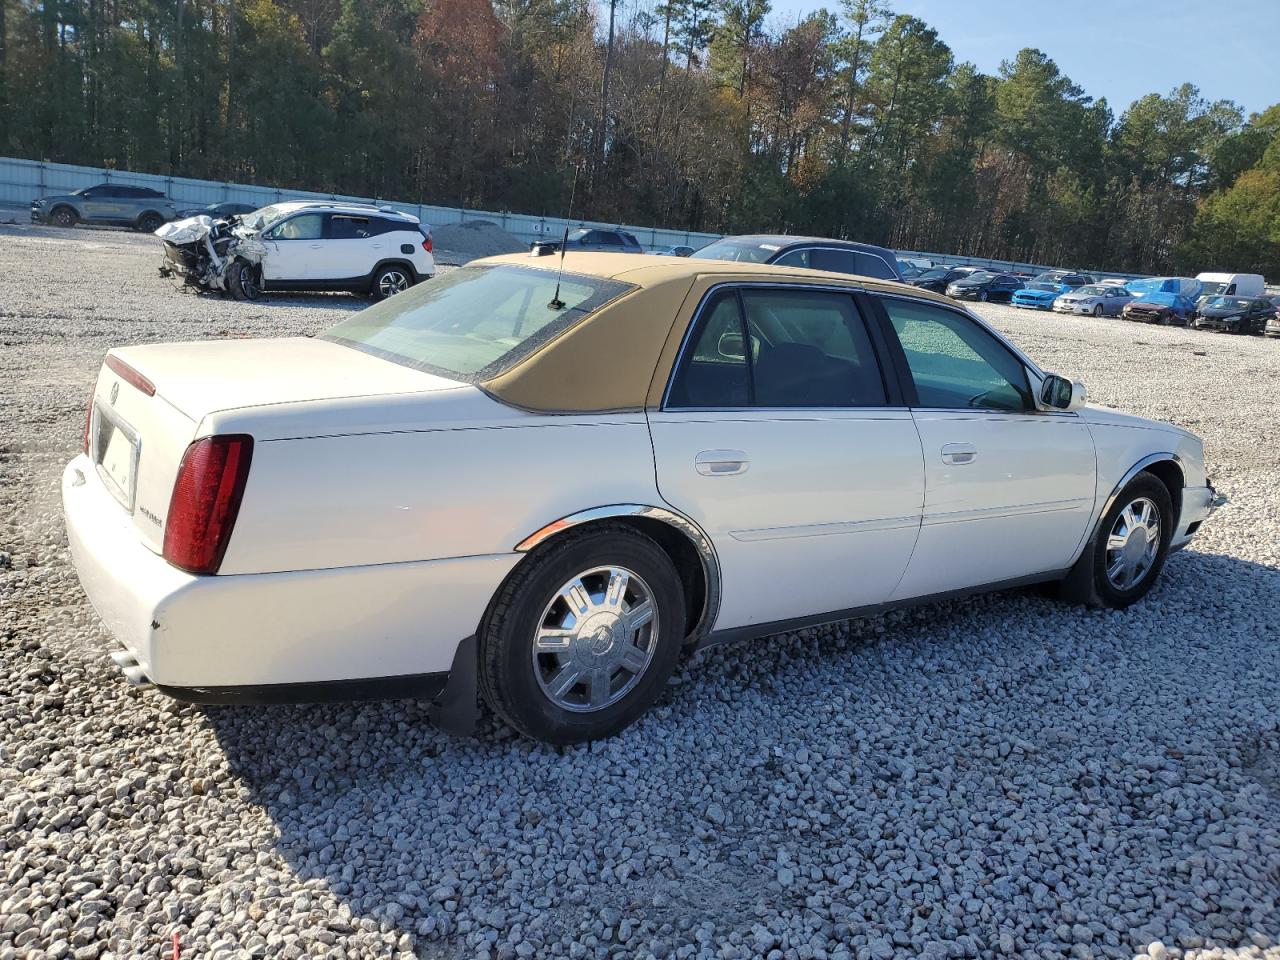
[667,287,888,408]
[329,215,374,240]
[743,290,886,406]
[809,248,857,274]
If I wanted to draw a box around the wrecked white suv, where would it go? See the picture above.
[156,201,435,301]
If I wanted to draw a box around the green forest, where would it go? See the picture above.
[1,0,1278,275]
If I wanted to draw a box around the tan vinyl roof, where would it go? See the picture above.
[474,252,951,413]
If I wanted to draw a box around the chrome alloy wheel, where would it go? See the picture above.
[236,263,257,298]
[1106,497,1161,590]
[532,566,658,713]
[378,269,410,297]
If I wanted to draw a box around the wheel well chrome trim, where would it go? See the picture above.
[1081,453,1184,560]
[514,503,722,641]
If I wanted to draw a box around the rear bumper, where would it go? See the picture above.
[62,454,515,694]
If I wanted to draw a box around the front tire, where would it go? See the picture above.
[371,264,413,300]
[1058,473,1173,609]
[50,206,78,228]
[137,212,163,233]
[978,290,989,302]
[228,260,260,301]
[1093,304,1104,316]
[478,523,686,744]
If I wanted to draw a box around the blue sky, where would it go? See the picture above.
[767,0,1280,117]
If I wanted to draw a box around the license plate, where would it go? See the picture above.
[92,404,140,511]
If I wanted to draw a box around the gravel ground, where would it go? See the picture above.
[1,224,1278,960]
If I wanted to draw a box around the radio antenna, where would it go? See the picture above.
[548,165,581,310]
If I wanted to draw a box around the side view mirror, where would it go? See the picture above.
[717,331,746,360]
[1040,374,1086,412]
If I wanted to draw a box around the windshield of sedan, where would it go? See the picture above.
[322,264,634,380]
[1203,296,1251,310]
[689,239,778,263]
[1075,286,1108,296]
[961,271,997,282]
[916,268,948,281]
[1029,272,1066,284]
[1027,282,1062,292]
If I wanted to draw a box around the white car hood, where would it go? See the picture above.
[155,214,214,244]
[1081,404,1189,438]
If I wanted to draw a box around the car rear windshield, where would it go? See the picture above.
[321,264,634,380]
[690,239,778,263]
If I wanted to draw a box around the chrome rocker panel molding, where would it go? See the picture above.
[514,503,723,642]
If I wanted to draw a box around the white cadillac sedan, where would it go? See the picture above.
[64,254,1223,743]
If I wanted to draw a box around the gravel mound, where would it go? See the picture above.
[1,225,1279,960]
[432,219,526,261]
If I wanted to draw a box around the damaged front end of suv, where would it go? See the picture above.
[156,215,267,300]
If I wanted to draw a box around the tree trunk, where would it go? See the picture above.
[652,4,672,146]
[592,0,618,187]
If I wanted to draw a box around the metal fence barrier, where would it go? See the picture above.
[16,156,1261,288]
[0,156,721,252]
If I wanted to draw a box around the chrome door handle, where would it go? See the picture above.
[309,243,322,249]
[940,442,977,465]
[695,450,750,476]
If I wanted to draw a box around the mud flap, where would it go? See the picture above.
[429,635,478,737]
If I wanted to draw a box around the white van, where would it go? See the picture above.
[1196,272,1265,300]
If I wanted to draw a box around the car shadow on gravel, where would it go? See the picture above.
[205,546,1280,958]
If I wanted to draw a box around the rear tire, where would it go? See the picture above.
[228,260,260,301]
[371,264,413,300]
[1057,473,1173,609]
[478,523,686,744]
[978,290,988,302]
[50,206,78,228]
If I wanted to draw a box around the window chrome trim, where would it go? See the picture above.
[513,503,722,640]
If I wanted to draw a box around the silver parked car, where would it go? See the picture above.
[1053,284,1134,316]
[31,183,180,232]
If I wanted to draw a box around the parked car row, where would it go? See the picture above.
[898,260,1277,336]
[26,187,1275,331]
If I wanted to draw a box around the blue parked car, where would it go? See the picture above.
[1011,271,1094,310]
[1121,292,1199,326]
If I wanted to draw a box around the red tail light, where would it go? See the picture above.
[163,435,254,575]
[423,232,433,254]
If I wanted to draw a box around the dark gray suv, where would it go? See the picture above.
[531,228,644,256]
[31,184,180,232]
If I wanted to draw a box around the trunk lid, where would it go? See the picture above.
[90,337,465,554]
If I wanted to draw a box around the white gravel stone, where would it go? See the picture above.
[1,225,1279,958]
